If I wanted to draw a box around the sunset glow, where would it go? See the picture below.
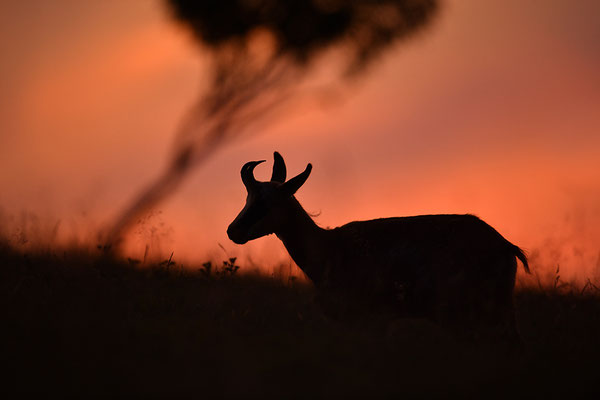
[1,0,599,283]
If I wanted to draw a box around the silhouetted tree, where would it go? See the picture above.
[106,0,439,248]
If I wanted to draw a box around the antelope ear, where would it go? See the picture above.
[281,163,312,196]
[271,151,286,183]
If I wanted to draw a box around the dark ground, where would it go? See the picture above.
[1,243,599,399]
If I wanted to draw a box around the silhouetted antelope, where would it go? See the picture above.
[228,152,530,339]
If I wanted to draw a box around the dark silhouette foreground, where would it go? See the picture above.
[1,244,599,398]
[228,152,530,340]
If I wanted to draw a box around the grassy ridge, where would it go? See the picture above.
[1,245,599,398]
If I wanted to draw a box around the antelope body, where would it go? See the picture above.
[227,152,529,336]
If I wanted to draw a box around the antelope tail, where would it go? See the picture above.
[511,244,530,274]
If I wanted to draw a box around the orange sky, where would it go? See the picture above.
[1,0,599,283]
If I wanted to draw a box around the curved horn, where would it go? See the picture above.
[281,163,312,196]
[241,160,266,189]
[271,151,287,183]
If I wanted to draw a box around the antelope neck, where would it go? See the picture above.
[274,197,328,284]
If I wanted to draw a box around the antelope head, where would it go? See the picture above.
[227,152,312,244]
